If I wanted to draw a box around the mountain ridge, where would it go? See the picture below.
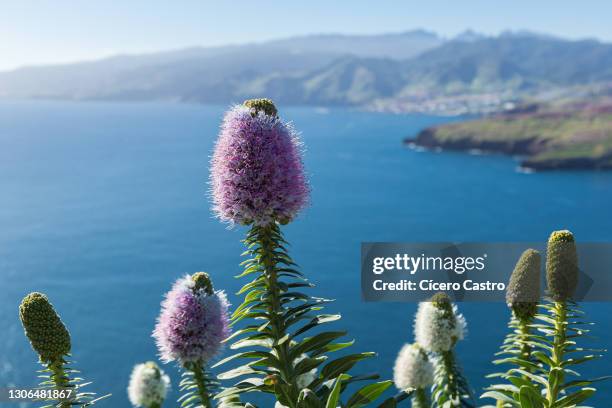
[1,30,611,113]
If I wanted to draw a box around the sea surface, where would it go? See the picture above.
[1,101,611,407]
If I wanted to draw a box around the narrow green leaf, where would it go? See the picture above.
[325,375,347,408]
[290,331,347,359]
[321,353,376,381]
[518,385,543,408]
[555,387,596,407]
[346,380,393,408]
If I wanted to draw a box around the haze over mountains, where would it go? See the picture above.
[1,29,611,112]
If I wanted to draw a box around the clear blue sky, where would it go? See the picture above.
[1,0,611,71]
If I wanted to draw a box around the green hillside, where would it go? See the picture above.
[410,101,612,170]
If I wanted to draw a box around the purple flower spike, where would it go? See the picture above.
[210,100,309,226]
[153,274,230,365]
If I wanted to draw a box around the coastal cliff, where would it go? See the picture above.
[407,102,612,170]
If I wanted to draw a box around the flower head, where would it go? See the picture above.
[414,292,466,353]
[153,273,231,365]
[506,249,541,320]
[393,343,434,391]
[210,99,309,226]
[127,361,170,407]
[546,230,579,301]
[19,292,71,363]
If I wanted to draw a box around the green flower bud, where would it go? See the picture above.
[144,361,162,379]
[546,230,579,301]
[192,272,214,295]
[431,292,453,315]
[506,249,541,320]
[430,292,457,331]
[243,98,278,117]
[19,292,71,363]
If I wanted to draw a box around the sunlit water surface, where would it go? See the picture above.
[1,101,611,406]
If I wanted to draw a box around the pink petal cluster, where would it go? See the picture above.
[153,275,230,365]
[210,105,309,226]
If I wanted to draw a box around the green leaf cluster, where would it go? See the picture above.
[178,364,218,408]
[483,234,608,407]
[35,357,111,407]
[216,223,401,407]
[484,301,607,407]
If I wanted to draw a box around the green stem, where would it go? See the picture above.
[518,317,533,379]
[48,359,71,408]
[255,224,298,405]
[518,320,532,362]
[435,348,474,407]
[149,403,162,408]
[546,301,567,406]
[442,350,460,404]
[412,388,430,408]
[191,362,212,408]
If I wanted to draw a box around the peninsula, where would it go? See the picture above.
[407,101,612,170]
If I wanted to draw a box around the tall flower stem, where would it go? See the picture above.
[191,362,212,408]
[48,359,71,408]
[516,317,534,382]
[546,301,567,405]
[440,351,460,404]
[432,349,473,407]
[518,320,531,363]
[412,388,429,408]
[255,223,299,402]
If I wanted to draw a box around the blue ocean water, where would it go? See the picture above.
[1,101,611,407]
